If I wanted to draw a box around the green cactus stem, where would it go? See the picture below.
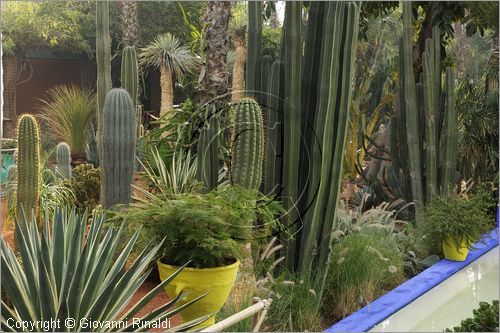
[121,45,139,106]
[56,142,72,179]
[16,114,41,222]
[230,98,265,190]
[99,88,137,208]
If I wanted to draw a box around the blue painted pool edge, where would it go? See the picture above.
[324,228,499,333]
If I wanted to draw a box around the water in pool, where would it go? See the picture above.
[370,247,499,332]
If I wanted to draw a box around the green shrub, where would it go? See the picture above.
[420,192,494,256]
[122,185,283,268]
[446,300,499,332]
[61,163,100,214]
[323,231,404,320]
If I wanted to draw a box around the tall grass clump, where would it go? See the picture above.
[324,231,404,320]
[38,85,96,160]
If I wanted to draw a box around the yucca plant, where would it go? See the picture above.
[0,207,208,332]
[139,33,198,118]
[38,85,96,161]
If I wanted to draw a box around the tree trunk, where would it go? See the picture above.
[120,0,138,46]
[160,65,173,119]
[200,1,232,103]
[231,39,246,102]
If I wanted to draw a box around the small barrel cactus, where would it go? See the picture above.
[16,114,41,221]
[230,98,265,190]
[99,88,136,208]
[56,142,72,178]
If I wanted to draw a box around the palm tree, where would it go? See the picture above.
[229,6,247,102]
[139,33,198,118]
[119,0,138,46]
[199,1,232,103]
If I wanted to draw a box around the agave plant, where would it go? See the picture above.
[38,85,96,161]
[136,147,201,199]
[0,208,208,332]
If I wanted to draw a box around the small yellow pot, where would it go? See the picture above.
[157,259,240,328]
[442,236,471,261]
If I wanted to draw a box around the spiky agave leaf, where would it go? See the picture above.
[0,207,205,332]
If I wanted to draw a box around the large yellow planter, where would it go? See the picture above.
[157,259,240,328]
[442,236,471,261]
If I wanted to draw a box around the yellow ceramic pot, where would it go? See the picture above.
[442,236,471,261]
[157,259,240,328]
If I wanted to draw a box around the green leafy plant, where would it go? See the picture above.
[38,85,96,160]
[0,207,208,332]
[122,185,283,268]
[421,192,494,256]
[61,163,100,214]
[446,300,499,332]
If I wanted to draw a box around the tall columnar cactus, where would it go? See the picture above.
[246,1,262,98]
[56,142,72,179]
[97,1,112,123]
[391,4,459,225]
[99,89,136,208]
[197,115,220,192]
[401,2,424,223]
[230,98,265,190]
[121,46,139,106]
[16,114,41,221]
[300,2,360,273]
[263,60,283,196]
[442,67,458,195]
[282,1,303,268]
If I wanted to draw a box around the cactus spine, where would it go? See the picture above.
[96,1,112,128]
[230,98,265,190]
[197,116,220,191]
[99,89,136,208]
[121,46,138,106]
[16,114,41,221]
[56,142,72,179]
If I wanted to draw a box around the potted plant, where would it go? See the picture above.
[123,185,283,327]
[422,192,494,261]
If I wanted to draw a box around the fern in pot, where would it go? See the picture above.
[122,185,283,327]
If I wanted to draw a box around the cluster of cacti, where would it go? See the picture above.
[56,142,72,179]
[15,114,41,222]
[99,88,137,208]
[61,163,100,214]
[196,115,220,191]
[249,2,360,277]
[388,3,458,225]
[230,98,265,190]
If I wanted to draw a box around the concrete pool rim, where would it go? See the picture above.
[324,228,499,332]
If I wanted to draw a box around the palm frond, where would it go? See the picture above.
[139,33,199,77]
